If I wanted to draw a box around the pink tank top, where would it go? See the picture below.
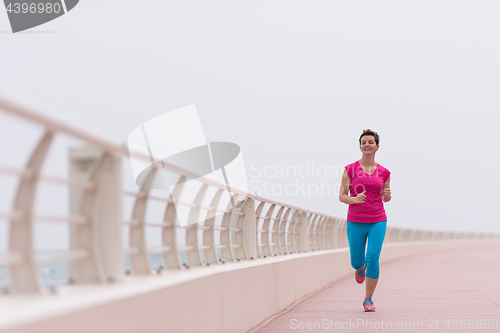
[345,161,391,223]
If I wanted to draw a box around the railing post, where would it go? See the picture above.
[397,229,404,242]
[69,147,123,283]
[242,197,256,260]
[330,219,339,248]
[128,167,157,274]
[202,188,224,265]
[298,211,309,252]
[9,131,54,294]
[339,220,347,248]
[279,208,292,254]
[260,204,275,257]
[185,183,209,266]
[270,206,284,255]
[162,176,186,269]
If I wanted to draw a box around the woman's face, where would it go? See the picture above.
[359,135,379,155]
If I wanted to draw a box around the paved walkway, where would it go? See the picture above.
[256,243,500,332]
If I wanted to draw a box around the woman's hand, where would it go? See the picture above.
[354,191,366,204]
[382,177,391,203]
[382,188,391,202]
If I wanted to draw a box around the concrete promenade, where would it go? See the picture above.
[256,243,500,332]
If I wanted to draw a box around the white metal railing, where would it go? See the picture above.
[0,93,499,294]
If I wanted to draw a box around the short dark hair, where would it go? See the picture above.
[359,129,379,145]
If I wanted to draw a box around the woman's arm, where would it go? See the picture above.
[339,169,365,205]
[382,176,391,202]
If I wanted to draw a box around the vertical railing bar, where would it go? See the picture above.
[185,183,209,266]
[128,166,158,274]
[9,130,54,294]
[203,188,225,264]
[260,204,275,258]
[162,175,187,269]
[270,206,284,256]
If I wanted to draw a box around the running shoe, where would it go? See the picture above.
[355,264,366,284]
[363,296,376,312]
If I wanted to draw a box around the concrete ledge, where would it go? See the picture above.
[1,239,498,333]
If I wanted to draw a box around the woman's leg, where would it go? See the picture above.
[365,221,387,297]
[346,222,368,271]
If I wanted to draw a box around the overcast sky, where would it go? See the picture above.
[1,0,499,251]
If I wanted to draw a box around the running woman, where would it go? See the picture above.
[339,129,391,312]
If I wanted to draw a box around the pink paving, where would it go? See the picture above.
[256,243,500,332]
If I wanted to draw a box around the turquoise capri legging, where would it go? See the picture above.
[346,221,387,279]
